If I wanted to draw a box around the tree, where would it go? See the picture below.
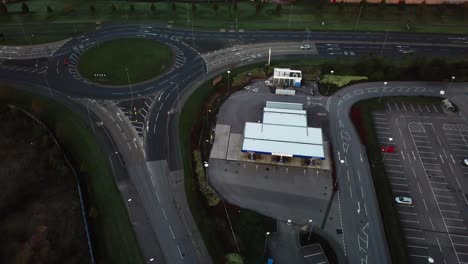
[150,3,156,13]
[111,4,116,12]
[398,0,405,12]
[192,3,197,13]
[255,2,263,14]
[338,1,345,13]
[21,2,30,14]
[46,5,53,13]
[172,2,176,12]
[379,0,386,11]
[212,2,219,14]
[275,4,282,14]
[233,2,238,13]
[89,5,96,14]
[0,3,7,15]
[129,4,135,13]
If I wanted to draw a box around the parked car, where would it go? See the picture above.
[300,45,311,50]
[381,145,395,153]
[464,158,468,166]
[395,197,413,205]
[63,57,69,65]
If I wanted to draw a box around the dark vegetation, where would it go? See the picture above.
[0,104,90,264]
[0,87,144,264]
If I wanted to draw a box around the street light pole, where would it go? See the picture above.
[326,70,334,95]
[307,219,313,241]
[354,6,363,31]
[448,75,455,92]
[380,29,389,57]
[379,81,388,104]
[125,67,134,111]
[227,70,231,95]
[288,5,293,29]
[263,232,270,255]
[108,151,119,178]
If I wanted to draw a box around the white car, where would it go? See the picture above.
[300,45,311,50]
[395,197,413,205]
[464,158,468,166]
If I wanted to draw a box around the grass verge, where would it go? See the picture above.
[180,63,275,263]
[0,86,144,264]
[351,96,442,264]
[1,1,468,35]
[77,38,173,86]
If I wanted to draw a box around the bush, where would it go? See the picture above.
[225,253,243,264]
[21,2,29,14]
[46,5,53,13]
[193,150,220,207]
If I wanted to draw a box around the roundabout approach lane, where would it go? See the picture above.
[46,24,205,99]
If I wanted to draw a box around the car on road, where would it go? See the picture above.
[381,145,395,153]
[63,57,69,65]
[300,45,311,50]
[395,197,413,205]
[464,158,468,166]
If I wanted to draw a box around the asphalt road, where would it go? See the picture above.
[1,24,468,264]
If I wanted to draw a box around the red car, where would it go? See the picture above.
[381,145,395,153]
[63,57,69,65]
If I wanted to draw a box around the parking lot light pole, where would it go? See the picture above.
[307,219,313,240]
[108,151,119,178]
[379,81,388,104]
[448,75,455,91]
[263,232,270,255]
[382,137,393,163]
[326,70,334,95]
[227,70,231,95]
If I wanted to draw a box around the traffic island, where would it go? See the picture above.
[77,38,173,86]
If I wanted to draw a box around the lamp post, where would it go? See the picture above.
[354,6,363,31]
[263,232,270,255]
[125,67,134,111]
[326,70,334,95]
[380,29,389,57]
[448,75,455,91]
[307,219,313,241]
[108,151,119,178]
[379,81,388,104]
[227,70,231,95]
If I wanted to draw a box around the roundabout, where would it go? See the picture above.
[45,24,204,99]
[77,38,173,86]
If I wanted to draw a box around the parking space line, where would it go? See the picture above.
[441,209,460,213]
[401,219,420,224]
[408,245,428,249]
[443,217,464,221]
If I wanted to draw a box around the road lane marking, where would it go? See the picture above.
[177,245,184,259]
[169,225,175,239]
[162,208,168,220]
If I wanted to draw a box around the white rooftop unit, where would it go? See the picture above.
[242,101,324,159]
[272,68,302,87]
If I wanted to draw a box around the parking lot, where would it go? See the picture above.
[371,101,468,264]
[301,243,328,264]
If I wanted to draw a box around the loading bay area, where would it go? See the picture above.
[371,101,468,264]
